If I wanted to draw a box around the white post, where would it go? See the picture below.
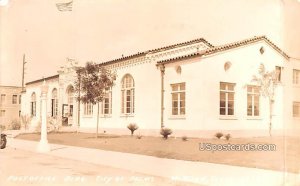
[37,80,50,152]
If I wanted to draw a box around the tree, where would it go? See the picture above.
[252,64,279,136]
[127,123,139,136]
[74,62,116,138]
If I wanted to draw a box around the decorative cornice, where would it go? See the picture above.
[156,53,201,65]
[97,52,147,67]
[94,37,213,69]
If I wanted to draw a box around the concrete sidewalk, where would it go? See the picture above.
[6,138,299,186]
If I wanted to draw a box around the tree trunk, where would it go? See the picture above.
[96,102,100,138]
[269,98,273,137]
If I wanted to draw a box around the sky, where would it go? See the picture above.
[0,0,299,86]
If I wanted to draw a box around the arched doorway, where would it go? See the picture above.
[63,85,74,126]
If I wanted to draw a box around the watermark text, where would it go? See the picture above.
[199,143,276,152]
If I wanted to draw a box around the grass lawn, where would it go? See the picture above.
[16,132,300,173]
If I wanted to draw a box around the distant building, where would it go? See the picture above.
[21,36,300,137]
[0,86,22,128]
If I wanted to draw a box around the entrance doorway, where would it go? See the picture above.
[66,85,74,126]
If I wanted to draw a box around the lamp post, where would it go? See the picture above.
[37,80,50,152]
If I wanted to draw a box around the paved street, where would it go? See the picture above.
[0,147,197,186]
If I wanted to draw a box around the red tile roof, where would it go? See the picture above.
[98,52,146,66]
[157,35,290,65]
[146,38,213,53]
[97,38,213,66]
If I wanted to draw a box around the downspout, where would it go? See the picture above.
[159,64,165,129]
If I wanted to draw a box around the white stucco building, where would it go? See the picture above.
[21,36,300,137]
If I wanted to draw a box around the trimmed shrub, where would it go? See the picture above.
[160,128,173,139]
[10,119,21,130]
[225,134,231,141]
[127,123,139,136]
[215,132,223,139]
[182,136,188,141]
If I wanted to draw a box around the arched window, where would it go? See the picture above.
[51,88,58,117]
[121,74,134,114]
[31,92,36,117]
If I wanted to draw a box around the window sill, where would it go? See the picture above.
[120,114,134,117]
[100,115,112,118]
[169,115,186,120]
[219,115,237,120]
[246,116,262,120]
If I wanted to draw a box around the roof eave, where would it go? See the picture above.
[156,52,203,66]
[25,74,59,85]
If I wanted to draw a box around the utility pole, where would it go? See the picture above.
[22,54,27,92]
[77,70,81,132]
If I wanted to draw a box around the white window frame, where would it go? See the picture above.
[293,69,300,85]
[12,95,17,104]
[102,88,112,116]
[247,85,260,117]
[220,82,235,117]
[121,74,134,115]
[84,103,93,116]
[171,83,186,117]
[1,94,6,105]
[293,102,300,118]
